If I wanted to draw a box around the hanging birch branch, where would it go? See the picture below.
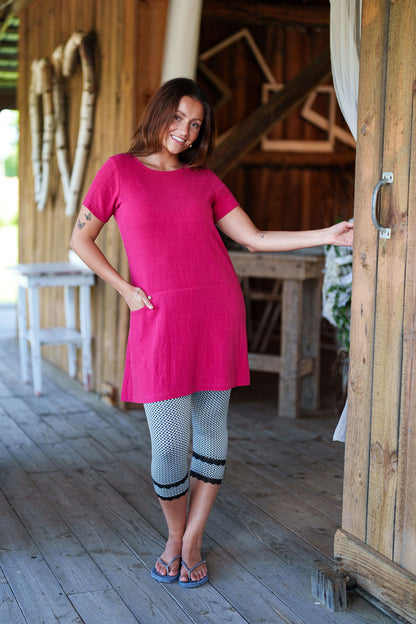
[29,31,96,215]
[51,43,70,202]
[29,61,42,204]
[38,60,54,212]
[62,31,97,217]
[29,58,54,211]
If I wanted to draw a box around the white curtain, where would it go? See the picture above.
[329,0,362,141]
[329,0,361,441]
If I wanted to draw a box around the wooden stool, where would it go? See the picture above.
[11,262,95,395]
[229,250,325,418]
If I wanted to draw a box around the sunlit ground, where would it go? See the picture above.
[0,224,18,302]
[0,176,18,303]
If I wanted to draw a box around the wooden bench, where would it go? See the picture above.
[11,261,95,395]
[229,249,325,418]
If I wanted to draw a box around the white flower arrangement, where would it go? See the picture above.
[322,242,353,352]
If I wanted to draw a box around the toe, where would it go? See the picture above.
[192,563,207,582]
[181,560,207,583]
[168,560,180,577]
[155,560,167,576]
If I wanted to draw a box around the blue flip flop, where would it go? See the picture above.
[151,554,181,583]
[178,559,209,588]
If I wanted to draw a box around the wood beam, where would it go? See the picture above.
[209,46,332,178]
[335,529,416,624]
[202,1,330,27]
[241,149,356,169]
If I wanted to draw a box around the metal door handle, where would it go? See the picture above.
[371,172,393,239]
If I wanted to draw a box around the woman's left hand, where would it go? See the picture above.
[328,221,354,247]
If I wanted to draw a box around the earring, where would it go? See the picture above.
[189,144,192,149]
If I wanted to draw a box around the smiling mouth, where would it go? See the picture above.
[170,134,186,145]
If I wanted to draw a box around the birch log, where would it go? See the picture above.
[38,59,54,211]
[62,31,96,217]
[29,60,42,204]
[29,58,54,211]
[52,44,70,202]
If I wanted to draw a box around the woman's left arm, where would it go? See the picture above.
[216,206,353,252]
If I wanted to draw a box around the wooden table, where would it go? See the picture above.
[229,250,325,418]
[11,262,95,396]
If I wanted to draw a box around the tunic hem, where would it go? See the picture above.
[121,379,250,405]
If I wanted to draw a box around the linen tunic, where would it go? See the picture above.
[83,153,250,403]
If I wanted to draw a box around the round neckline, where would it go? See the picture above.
[133,155,186,174]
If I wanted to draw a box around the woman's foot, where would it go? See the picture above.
[180,542,208,585]
[153,538,182,579]
[179,557,209,588]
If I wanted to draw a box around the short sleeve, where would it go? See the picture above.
[83,157,120,223]
[207,170,239,222]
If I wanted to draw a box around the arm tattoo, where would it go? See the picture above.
[77,211,92,230]
[260,232,265,239]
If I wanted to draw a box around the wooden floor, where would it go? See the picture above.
[0,321,401,623]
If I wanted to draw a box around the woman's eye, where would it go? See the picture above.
[173,115,181,121]
[192,122,200,129]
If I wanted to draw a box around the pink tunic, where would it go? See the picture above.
[83,153,250,403]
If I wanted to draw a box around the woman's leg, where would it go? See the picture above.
[144,395,192,577]
[157,496,187,577]
[180,389,231,583]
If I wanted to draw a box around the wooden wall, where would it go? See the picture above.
[17,1,354,404]
[17,0,168,402]
[198,14,355,232]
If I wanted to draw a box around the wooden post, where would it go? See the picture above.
[301,277,321,410]
[311,560,347,612]
[279,280,302,418]
[64,286,77,379]
[161,0,203,82]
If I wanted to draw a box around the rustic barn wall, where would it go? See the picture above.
[18,0,168,402]
[198,17,355,232]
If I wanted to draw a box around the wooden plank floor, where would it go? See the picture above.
[0,319,401,623]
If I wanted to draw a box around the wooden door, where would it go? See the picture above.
[334,1,416,621]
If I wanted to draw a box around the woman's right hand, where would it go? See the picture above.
[124,286,154,312]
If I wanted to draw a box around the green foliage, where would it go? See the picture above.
[326,283,351,351]
[322,243,353,353]
[4,149,18,177]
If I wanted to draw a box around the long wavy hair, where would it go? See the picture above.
[128,78,215,168]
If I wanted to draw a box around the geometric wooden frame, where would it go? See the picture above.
[199,28,355,155]
[199,27,278,141]
[261,83,356,152]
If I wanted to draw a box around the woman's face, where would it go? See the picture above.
[162,96,204,155]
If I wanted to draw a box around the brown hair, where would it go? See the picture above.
[129,78,215,167]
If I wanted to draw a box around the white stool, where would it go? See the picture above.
[11,262,95,395]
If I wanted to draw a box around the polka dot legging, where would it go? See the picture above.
[143,390,231,500]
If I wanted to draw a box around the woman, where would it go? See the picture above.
[70,78,353,588]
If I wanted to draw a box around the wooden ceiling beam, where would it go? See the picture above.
[209,46,332,177]
[241,149,356,169]
[202,1,330,27]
